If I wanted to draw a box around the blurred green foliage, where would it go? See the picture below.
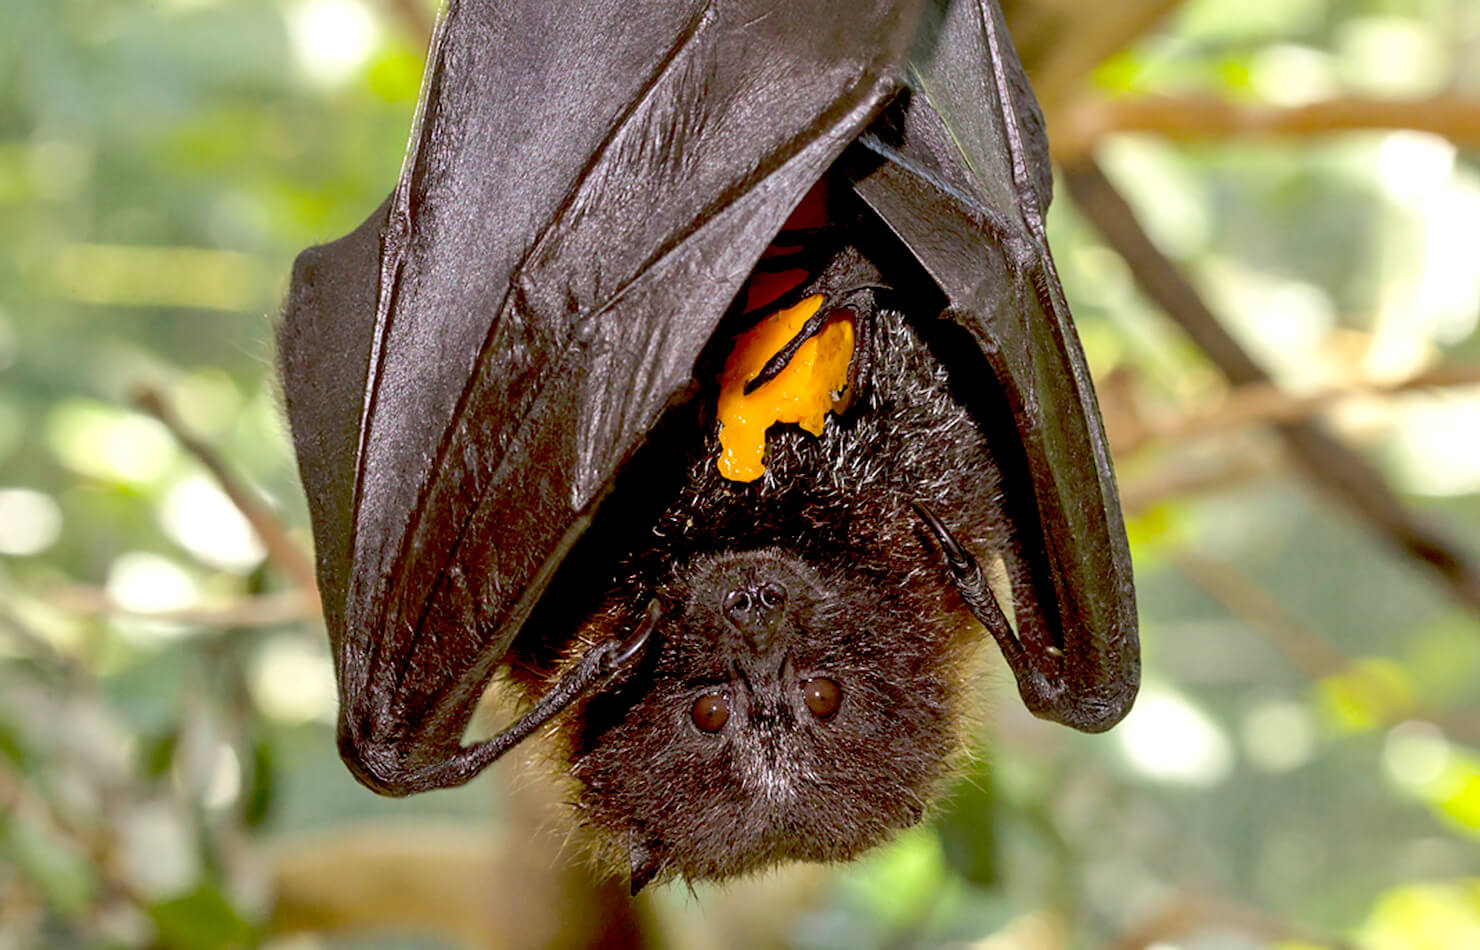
[2,0,1479,948]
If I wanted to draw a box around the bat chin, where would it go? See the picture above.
[597,730,945,892]
[602,729,944,894]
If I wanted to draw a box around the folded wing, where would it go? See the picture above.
[280,0,925,790]
[848,0,1138,730]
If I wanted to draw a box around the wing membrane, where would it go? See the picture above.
[281,0,925,789]
[848,0,1138,730]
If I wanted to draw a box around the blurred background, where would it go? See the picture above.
[3,0,1479,947]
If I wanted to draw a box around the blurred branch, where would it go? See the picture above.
[270,825,508,949]
[1175,551,1480,747]
[0,755,147,924]
[0,606,82,679]
[1005,0,1185,117]
[46,585,319,628]
[1062,158,1480,618]
[132,386,320,598]
[379,0,1183,119]
[1107,364,1480,457]
[272,756,655,950]
[268,818,655,950]
[382,0,435,47]
[1118,449,1279,515]
[1174,552,1358,681]
[1056,93,1480,159]
[1107,893,1351,950]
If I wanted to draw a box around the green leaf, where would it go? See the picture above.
[147,886,257,950]
[1,815,98,916]
[934,761,1000,890]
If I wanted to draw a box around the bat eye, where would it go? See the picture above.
[801,677,841,720]
[691,693,731,733]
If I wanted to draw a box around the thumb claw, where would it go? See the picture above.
[612,599,661,668]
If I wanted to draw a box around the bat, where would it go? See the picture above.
[277,0,1139,891]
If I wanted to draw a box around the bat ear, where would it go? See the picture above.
[628,832,667,895]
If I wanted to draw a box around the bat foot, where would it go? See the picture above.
[914,503,1058,705]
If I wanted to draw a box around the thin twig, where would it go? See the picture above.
[132,386,320,596]
[1174,552,1354,681]
[0,748,150,920]
[1118,449,1279,515]
[0,607,85,682]
[1110,364,1480,457]
[1175,551,1480,747]
[1062,158,1480,617]
[46,585,320,629]
[1004,0,1185,117]
[1056,94,1480,161]
[1104,893,1350,950]
[268,818,656,950]
[382,0,435,48]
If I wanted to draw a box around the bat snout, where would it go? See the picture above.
[721,579,786,643]
[682,547,823,655]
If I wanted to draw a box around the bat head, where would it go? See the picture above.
[565,545,977,890]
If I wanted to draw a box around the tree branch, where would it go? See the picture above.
[1175,551,1480,747]
[132,386,320,597]
[1107,893,1351,950]
[1004,0,1186,117]
[1118,450,1280,516]
[45,585,319,629]
[1061,158,1480,617]
[1107,364,1480,458]
[381,0,435,48]
[1055,94,1480,160]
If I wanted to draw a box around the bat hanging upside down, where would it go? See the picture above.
[277,0,1139,892]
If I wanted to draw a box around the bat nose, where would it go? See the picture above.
[722,580,786,644]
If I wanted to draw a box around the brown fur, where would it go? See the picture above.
[504,290,1008,888]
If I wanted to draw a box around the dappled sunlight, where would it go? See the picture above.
[1115,684,1235,786]
[103,555,195,615]
[46,400,179,486]
[1240,699,1317,774]
[288,0,381,87]
[48,244,264,312]
[161,474,266,573]
[1361,880,1480,950]
[0,487,63,557]
[248,635,338,725]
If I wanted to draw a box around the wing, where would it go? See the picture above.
[846,0,1139,730]
[279,0,926,793]
[279,197,387,644]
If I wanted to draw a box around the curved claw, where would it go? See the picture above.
[912,502,978,581]
[913,502,1058,711]
[609,599,662,669]
[354,599,664,794]
[743,286,882,396]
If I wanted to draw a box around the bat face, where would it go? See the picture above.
[570,546,975,889]
[510,241,1012,887]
